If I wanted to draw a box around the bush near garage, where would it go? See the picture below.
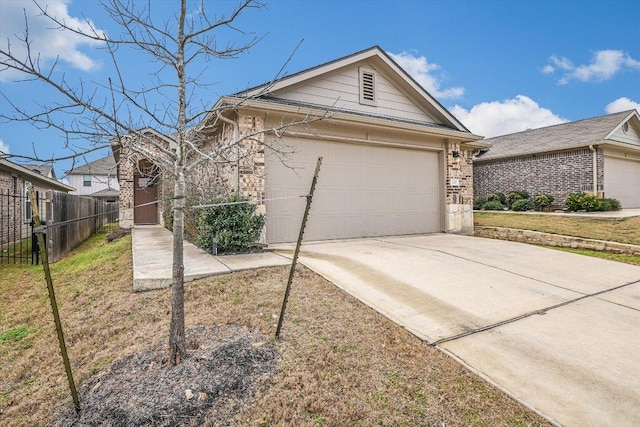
[599,198,622,211]
[511,198,533,211]
[482,200,506,211]
[473,197,487,210]
[505,191,530,208]
[487,192,506,205]
[196,195,265,253]
[565,192,602,212]
[533,194,554,211]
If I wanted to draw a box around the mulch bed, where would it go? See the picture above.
[52,325,278,427]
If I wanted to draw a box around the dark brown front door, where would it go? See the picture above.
[134,175,159,224]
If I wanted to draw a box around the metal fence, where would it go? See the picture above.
[0,189,119,265]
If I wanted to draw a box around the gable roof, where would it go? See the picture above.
[0,158,74,192]
[66,154,117,176]
[223,46,478,138]
[22,164,55,179]
[476,110,640,161]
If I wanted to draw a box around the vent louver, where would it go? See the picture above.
[359,67,377,106]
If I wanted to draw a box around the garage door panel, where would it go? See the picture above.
[604,156,640,208]
[265,139,442,243]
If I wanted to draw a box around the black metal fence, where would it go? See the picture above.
[0,189,119,265]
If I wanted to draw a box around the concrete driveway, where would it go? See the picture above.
[273,234,640,426]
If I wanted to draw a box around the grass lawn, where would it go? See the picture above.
[474,212,640,245]
[474,212,640,265]
[0,233,550,426]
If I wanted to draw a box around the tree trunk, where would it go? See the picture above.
[169,168,187,364]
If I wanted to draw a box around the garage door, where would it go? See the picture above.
[265,138,442,243]
[604,156,640,208]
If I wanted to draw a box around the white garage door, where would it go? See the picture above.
[265,138,442,243]
[604,156,640,208]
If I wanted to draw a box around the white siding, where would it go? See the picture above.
[610,121,640,146]
[68,173,119,196]
[270,64,441,124]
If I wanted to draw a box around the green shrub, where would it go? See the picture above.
[565,192,602,212]
[196,195,265,253]
[599,198,621,211]
[533,194,554,211]
[511,198,533,211]
[487,192,506,204]
[473,197,487,210]
[505,191,523,208]
[482,200,505,211]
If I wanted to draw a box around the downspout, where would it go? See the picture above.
[216,112,240,196]
[589,145,598,195]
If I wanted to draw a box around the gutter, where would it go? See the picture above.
[216,112,240,196]
[589,145,598,195]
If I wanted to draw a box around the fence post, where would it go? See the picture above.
[28,185,80,411]
[275,157,323,340]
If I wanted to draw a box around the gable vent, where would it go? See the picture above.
[359,67,377,106]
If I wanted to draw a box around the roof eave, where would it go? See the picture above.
[221,96,482,143]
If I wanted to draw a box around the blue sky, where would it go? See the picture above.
[1,0,639,178]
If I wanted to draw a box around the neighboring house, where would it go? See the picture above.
[474,110,640,209]
[66,154,120,203]
[1,158,75,245]
[114,46,485,242]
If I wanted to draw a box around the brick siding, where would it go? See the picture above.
[473,148,604,207]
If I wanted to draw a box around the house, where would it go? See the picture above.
[115,46,485,242]
[473,110,640,209]
[66,154,120,204]
[1,158,74,246]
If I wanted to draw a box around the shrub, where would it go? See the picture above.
[473,197,487,210]
[511,198,533,211]
[533,194,554,211]
[487,192,506,204]
[482,200,505,211]
[505,191,524,208]
[565,192,602,212]
[196,195,265,253]
[599,198,622,212]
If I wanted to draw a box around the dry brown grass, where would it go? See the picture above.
[0,233,550,427]
[474,212,640,245]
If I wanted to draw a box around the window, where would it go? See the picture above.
[359,67,377,106]
[12,176,18,195]
[83,175,92,187]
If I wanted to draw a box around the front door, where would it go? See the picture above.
[134,175,159,224]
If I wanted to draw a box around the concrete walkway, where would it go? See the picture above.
[131,225,290,291]
[272,234,640,426]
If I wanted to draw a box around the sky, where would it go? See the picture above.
[1,0,639,179]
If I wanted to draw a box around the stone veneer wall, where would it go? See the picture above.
[474,148,604,208]
[117,142,167,228]
[475,226,640,255]
[0,169,25,245]
[446,140,474,234]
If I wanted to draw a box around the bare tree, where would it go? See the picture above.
[0,0,322,364]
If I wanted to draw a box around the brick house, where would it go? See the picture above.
[115,46,485,242]
[474,110,640,208]
[1,158,74,246]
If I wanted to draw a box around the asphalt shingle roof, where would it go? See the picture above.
[66,155,117,176]
[475,110,634,161]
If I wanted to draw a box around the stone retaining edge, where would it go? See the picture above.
[474,226,640,256]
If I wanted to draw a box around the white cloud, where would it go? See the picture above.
[450,95,567,138]
[0,0,105,82]
[543,50,640,85]
[389,51,464,99]
[0,138,9,155]
[605,97,640,114]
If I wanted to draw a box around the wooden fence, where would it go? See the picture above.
[1,190,118,264]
